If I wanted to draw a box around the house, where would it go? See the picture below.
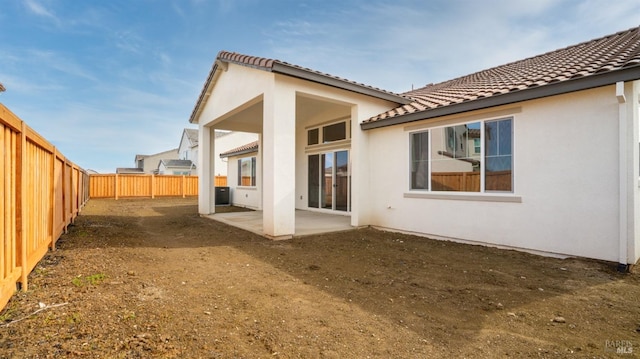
[134,148,179,174]
[219,140,260,209]
[189,26,640,269]
[178,128,199,164]
[177,128,258,177]
[158,159,196,175]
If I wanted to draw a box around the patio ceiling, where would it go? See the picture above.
[211,93,351,133]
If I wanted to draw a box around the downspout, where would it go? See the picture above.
[616,81,629,271]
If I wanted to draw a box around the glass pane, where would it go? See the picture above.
[321,153,334,209]
[335,151,349,211]
[239,157,254,186]
[485,119,513,192]
[251,157,256,186]
[307,128,319,145]
[323,122,346,143]
[308,155,319,208]
[431,123,481,192]
[410,131,429,190]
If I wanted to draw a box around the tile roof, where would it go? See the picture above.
[363,26,640,128]
[189,51,410,123]
[219,140,259,158]
[217,51,407,100]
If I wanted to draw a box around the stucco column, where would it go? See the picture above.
[198,125,215,215]
[262,80,296,239]
[349,104,370,227]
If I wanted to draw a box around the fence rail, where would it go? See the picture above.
[0,104,89,311]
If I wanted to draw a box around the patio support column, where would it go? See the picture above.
[349,104,371,227]
[262,80,295,239]
[198,125,215,215]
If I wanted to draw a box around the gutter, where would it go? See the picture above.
[361,64,640,130]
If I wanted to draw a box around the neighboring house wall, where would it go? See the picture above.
[226,152,260,209]
[137,149,179,173]
[178,129,198,163]
[365,85,625,262]
[215,131,259,177]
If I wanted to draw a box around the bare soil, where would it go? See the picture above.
[1,198,639,358]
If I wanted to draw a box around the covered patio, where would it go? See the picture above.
[207,210,353,238]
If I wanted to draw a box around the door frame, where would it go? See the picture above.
[307,149,351,213]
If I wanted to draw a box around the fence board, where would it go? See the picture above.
[0,103,88,311]
[215,176,227,187]
[90,174,202,199]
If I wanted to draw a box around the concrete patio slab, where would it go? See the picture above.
[206,210,353,238]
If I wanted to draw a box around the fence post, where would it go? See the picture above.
[17,122,28,291]
[182,175,186,198]
[50,147,56,251]
[115,173,119,200]
[62,158,68,234]
[151,174,155,199]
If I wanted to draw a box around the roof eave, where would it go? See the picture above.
[272,62,411,105]
[189,60,226,124]
[361,65,640,130]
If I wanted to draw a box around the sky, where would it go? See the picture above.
[0,0,639,173]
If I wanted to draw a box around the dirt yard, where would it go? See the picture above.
[0,198,639,358]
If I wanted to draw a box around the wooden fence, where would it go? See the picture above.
[431,171,512,191]
[0,104,89,311]
[89,174,227,199]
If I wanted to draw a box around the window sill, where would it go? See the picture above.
[236,186,257,190]
[404,192,522,203]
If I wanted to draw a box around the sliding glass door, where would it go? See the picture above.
[308,150,350,212]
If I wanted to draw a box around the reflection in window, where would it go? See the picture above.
[485,119,512,191]
[410,131,429,190]
[412,118,514,193]
[431,122,481,192]
[237,157,256,187]
[323,122,346,143]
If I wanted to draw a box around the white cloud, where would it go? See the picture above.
[25,0,56,19]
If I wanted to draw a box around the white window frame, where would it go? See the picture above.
[406,116,518,202]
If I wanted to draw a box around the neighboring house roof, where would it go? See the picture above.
[185,128,198,147]
[362,26,640,129]
[160,159,196,168]
[215,130,231,138]
[219,140,259,158]
[189,51,411,123]
[116,168,145,174]
[135,148,179,163]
